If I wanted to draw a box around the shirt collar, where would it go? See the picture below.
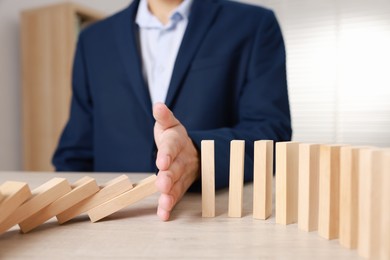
[135,0,193,29]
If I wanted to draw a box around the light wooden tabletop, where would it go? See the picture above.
[0,172,360,259]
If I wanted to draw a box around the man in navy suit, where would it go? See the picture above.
[53,0,292,220]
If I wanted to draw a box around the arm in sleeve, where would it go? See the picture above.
[188,11,292,189]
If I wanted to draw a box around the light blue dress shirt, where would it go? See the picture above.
[135,0,193,104]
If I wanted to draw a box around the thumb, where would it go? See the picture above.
[153,103,180,130]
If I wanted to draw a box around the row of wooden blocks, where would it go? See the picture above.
[0,174,158,234]
[1,140,388,259]
[201,140,390,260]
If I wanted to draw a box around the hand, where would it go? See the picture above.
[153,103,200,221]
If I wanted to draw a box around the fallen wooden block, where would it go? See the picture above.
[0,181,32,224]
[56,175,133,224]
[0,178,70,235]
[253,140,273,220]
[19,176,99,233]
[275,141,299,225]
[318,145,342,240]
[201,140,215,218]
[228,140,245,218]
[339,146,360,249]
[298,143,320,232]
[88,175,158,222]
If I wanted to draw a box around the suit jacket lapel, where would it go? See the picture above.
[165,0,221,108]
[113,0,154,122]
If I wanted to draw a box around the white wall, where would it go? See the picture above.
[240,0,390,146]
[1,0,390,170]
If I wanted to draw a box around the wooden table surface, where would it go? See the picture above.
[0,172,360,259]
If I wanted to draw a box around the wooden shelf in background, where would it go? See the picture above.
[21,3,104,171]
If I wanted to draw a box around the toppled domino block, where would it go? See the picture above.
[0,178,70,235]
[0,181,32,224]
[88,175,158,222]
[56,175,133,224]
[19,176,99,233]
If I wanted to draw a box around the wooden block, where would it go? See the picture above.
[19,176,99,233]
[318,145,342,240]
[88,175,158,222]
[275,141,299,225]
[253,140,273,220]
[339,146,360,249]
[201,140,215,218]
[228,140,245,218]
[0,191,4,204]
[0,181,32,224]
[56,175,133,224]
[369,150,383,260]
[380,151,390,260]
[358,149,383,258]
[298,143,320,232]
[358,148,373,258]
[0,178,70,234]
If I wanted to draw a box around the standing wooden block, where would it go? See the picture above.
[0,178,70,234]
[358,149,383,259]
[56,175,133,224]
[298,143,320,232]
[318,145,342,240]
[201,140,215,218]
[275,141,299,225]
[253,140,273,220]
[19,176,99,233]
[358,148,381,258]
[0,181,32,224]
[88,175,158,222]
[381,151,390,260]
[358,148,373,258]
[339,146,360,249]
[369,150,383,260]
[228,140,245,218]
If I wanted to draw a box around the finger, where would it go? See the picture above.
[157,206,170,221]
[155,159,185,193]
[153,103,180,131]
[155,132,182,170]
[155,171,174,193]
[156,164,198,221]
[158,193,175,212]
[156,152,171,172]
[156,192,178,221]
[158,172,194,213]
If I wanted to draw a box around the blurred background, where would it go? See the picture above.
[0,0,389,171]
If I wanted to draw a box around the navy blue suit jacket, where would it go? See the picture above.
[53,0,292,189]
